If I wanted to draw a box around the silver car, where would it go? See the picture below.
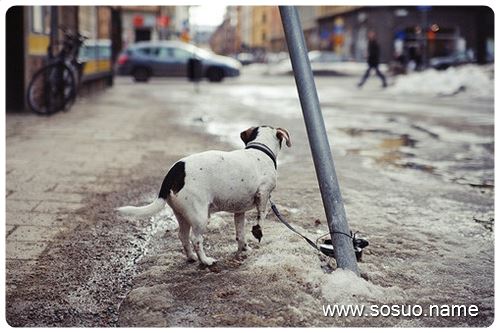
[116,40,241,82]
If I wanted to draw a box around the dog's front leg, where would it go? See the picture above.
[234,212,251,252]
[256,189,271,225]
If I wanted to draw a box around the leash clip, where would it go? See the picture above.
[269,199,369,261]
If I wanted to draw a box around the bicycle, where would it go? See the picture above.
[27,28,87,115]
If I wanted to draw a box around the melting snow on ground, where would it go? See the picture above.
[389,64,494,97]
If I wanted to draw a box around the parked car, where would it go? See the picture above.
[235,52,256,66]
[429,52,474,70]
[116,41,241,82]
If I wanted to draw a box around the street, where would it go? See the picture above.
[6,67,494,327]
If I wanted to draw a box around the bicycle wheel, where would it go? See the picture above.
[27,62,76,115]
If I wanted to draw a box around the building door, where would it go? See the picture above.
[6,6,25,111]
[135,28,151,42]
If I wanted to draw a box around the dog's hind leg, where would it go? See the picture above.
[189,216,216,266]
[234,212,251,252]
[174,212,197,262]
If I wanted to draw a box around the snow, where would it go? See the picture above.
[320,269,405,304]
[260,60,387,77]
[118,72,493,326]
[389,64,494,97]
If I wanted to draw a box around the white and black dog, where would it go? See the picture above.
[117,126,291,266]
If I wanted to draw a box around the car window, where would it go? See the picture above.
[157,48,173,59]
[135,47,158,57]
[157,47,193,61]
[172,48,193,61]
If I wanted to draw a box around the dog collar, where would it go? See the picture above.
[245,142,277,169]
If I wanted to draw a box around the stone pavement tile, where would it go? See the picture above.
[37,174,98,184]
[6,241,48,260]
[6,212,67,227]
[6,200,41,213]
[4,169,36,183]
[8,191,84,203]
[6,225,16,237]
[5,179,57,194]
[6,259,39,291]
[8,225,64,242]
[52,182,122,194]
[6,259,38,278]
[32,201,85,214]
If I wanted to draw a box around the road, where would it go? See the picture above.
[6,67,494,327]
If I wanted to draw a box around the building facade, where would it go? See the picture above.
[230,5,493,66]
[209,7,240,55]
[6,6,116,111]
[251,6,274,49]
[238,6,253,50]
[316,6,494,64]
[120,6,189,47]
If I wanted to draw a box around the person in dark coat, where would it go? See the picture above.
[358,31,387,88]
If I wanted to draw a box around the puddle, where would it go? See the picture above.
[379,135,417,149]
[341,128,428,171]
[340,127,492,189]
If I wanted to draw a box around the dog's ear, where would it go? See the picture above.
[276,128,292,147]
[240,127,258,144]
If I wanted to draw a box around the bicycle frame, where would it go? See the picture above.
[28,28,87,114]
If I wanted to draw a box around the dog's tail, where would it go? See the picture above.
[116,161,186,217]
[116,198,166,217]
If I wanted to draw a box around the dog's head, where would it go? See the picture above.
[240,126,292,149]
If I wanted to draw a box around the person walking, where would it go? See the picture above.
[358,31,387,88]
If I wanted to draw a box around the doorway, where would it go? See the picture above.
[134,28,151,42]
[6,6,25,111]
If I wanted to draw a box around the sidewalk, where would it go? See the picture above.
[5,80,227,326]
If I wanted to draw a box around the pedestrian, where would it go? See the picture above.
[358,31,387,88]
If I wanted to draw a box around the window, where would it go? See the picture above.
[157,48,173,58]
[158,47,192,60]
[137,47,159,56]
[172,48,192,60]
[31,6,50,34]
[78,6,97,40]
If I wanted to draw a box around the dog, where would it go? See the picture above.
[117,126,291,266]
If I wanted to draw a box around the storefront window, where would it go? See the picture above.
[31,6,50,34]
[78,6,97,39]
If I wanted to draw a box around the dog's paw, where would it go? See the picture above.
[238,244,252,252]
[186,252,198,262]
[203,257,217,266]
[187,257,197,263]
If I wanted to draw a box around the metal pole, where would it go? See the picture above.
[279,6,359,275]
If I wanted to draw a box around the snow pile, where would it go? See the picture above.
[390,65,494,97]
[250,230,405,305]
[267,59,387,77]
[320,269,406,304]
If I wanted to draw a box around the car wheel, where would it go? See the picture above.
[206,67,224,82]
[133,67,151,82]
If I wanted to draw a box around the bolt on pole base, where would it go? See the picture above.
[279,6,359,275]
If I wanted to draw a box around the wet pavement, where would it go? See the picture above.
[6,67,494,327]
